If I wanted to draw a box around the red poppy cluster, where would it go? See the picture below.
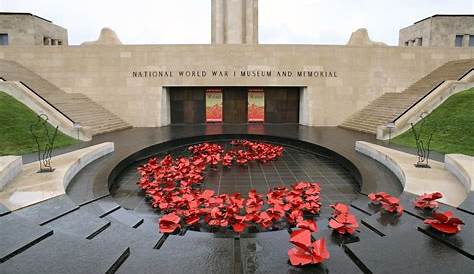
[368,192,404,215]
[137,140,326,234]
[328,203,359,235]
[424,210,465,234]
[414,192,443,209]
[288,220,330,266]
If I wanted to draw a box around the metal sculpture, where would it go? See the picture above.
[410,113,434,168]
[30,114,58,172]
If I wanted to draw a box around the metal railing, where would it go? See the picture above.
[18,81,76,124]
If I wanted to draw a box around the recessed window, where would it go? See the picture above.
[58,40,63,46]
[0,33,8,46]
[469,35,474,47]
[455,35,464,47]
[404,41,409,46]
[418,37,423,46]
[43,37,50,46]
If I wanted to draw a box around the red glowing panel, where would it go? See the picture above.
[206,89,222,122]
[248,89,264,122]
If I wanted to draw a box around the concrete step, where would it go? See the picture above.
[0,59,131,137]
[339,59,474,135]
[0,214,53,263]
[44,208,111,239]
[0,231,130,274]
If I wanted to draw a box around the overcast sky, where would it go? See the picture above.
[0,0,473,45]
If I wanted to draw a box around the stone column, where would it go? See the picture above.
[463,34,470,47]
[211,0,258,44]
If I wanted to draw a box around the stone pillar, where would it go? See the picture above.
[211,0,258,44]
[463,34,470,47]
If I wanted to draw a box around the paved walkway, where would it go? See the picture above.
[356,141,467,207]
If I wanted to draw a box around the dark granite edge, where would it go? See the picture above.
[417,226,474,260]
[0,229,54,263]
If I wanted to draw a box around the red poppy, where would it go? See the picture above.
[330,203,349,216]
[328,213,359,235]
[414,192,443,209]
[368,192,390,204]
[296,219,318,232]
[368,192,404,216]
[424,211,464,234]
[231,215,248,233]
[287,209,304,225]
[159,213,181,233]
[381,196,404,216]
[288,229,330,266]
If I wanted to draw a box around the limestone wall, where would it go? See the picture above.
[400,16,474,47]
[0,45,472,127]
[0,14,67,46]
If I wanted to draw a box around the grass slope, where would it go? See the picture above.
[0,92,78,156]
[392,88,474,156]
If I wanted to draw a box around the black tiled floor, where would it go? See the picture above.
[0,232,129,274]
[44,208,111,239]
[14,195,78,225]
[116,231,235,274]
[240,230,364,274]
[0,214,53,263]
[345,230,474,274]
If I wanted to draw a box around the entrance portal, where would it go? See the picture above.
[169,87,300,124]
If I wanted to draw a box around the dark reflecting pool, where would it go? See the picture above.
[111,139,360,225]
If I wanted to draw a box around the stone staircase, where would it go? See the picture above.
[339,59,474,134]
[0,59,131,136]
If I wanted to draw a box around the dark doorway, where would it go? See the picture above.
[265,87,299,123]
[223,87,248,123]
[169,87,300,124]
[169,87,205,124]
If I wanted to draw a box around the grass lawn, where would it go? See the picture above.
[0,91,79,156]
[392,88,474,156]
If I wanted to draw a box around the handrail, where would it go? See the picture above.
[391,80,446,123]
[17,81,76,124]
[392,67,474,123]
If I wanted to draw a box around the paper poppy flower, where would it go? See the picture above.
[414,192,443,209]
[381,196,404,216]
[159,213,181,233]
[328,202,359,235]
[330,203,349,216]
[296,219,318,232]
[288,229,330,266]
[368,192,404,216]
[328,213,359,235]
[368,192,390,204]
[424,211,464,234]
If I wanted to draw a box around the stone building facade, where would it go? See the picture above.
[399,15,474,48]
[0,12,68,46]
